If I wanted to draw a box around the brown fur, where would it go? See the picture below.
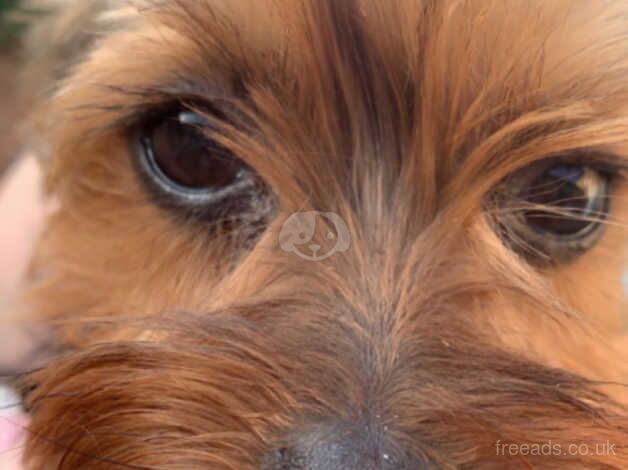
[10,0,628,468]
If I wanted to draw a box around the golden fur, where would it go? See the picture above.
[8,0,628,468]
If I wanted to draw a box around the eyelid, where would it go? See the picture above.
[107,94,226,138]
[505,152,625,192]
[560,151,628,176]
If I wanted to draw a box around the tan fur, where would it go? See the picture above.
[10,0,628,468]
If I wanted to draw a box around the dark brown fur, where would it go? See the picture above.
[10,0,628,468]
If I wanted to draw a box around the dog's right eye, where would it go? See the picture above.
[137,108,253,197]
[133,106,270,224]
[142,110,245,190]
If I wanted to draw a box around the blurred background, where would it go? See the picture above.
[0,0,47,324]
[0,6,48,467]
[0,0,104,177]
[0,0,37,175]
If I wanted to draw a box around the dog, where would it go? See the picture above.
[2,0,628,468]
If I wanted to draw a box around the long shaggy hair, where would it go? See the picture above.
[8,0,628,468]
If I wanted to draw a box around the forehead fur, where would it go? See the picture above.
[47,0,628,208]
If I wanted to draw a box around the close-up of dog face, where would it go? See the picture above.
[1,0,628,468]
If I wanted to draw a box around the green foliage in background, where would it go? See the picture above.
[0,0,48,51]
[0,0,26,49]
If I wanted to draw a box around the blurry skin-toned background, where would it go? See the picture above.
[0,0,46,317]
[0,3,44,468]
[0,156,41,470]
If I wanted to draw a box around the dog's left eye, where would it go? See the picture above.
[134,107,267,222]
[519,165,608,237]
[499,161,611,263]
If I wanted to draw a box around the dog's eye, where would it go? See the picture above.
[500,162,611,263]
[138,109,250,193]
[134,107,271,225]
[520,164,608,236]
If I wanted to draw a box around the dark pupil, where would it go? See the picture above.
[522,164,605,235]
[148,111,241,189]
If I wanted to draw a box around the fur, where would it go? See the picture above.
[9,0,628,468]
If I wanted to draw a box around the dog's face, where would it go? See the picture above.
[13,0,628,468]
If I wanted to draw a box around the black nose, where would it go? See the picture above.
[264,424,432,470]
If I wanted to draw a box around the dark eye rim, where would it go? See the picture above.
[494,157,615,264]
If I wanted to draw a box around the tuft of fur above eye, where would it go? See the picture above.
[498,160,612,264]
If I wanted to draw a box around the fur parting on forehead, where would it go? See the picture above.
[33,0,628,91]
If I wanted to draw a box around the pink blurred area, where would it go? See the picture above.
[0,387,28,470]
[0,156,44,470]
[0,156,45,302]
